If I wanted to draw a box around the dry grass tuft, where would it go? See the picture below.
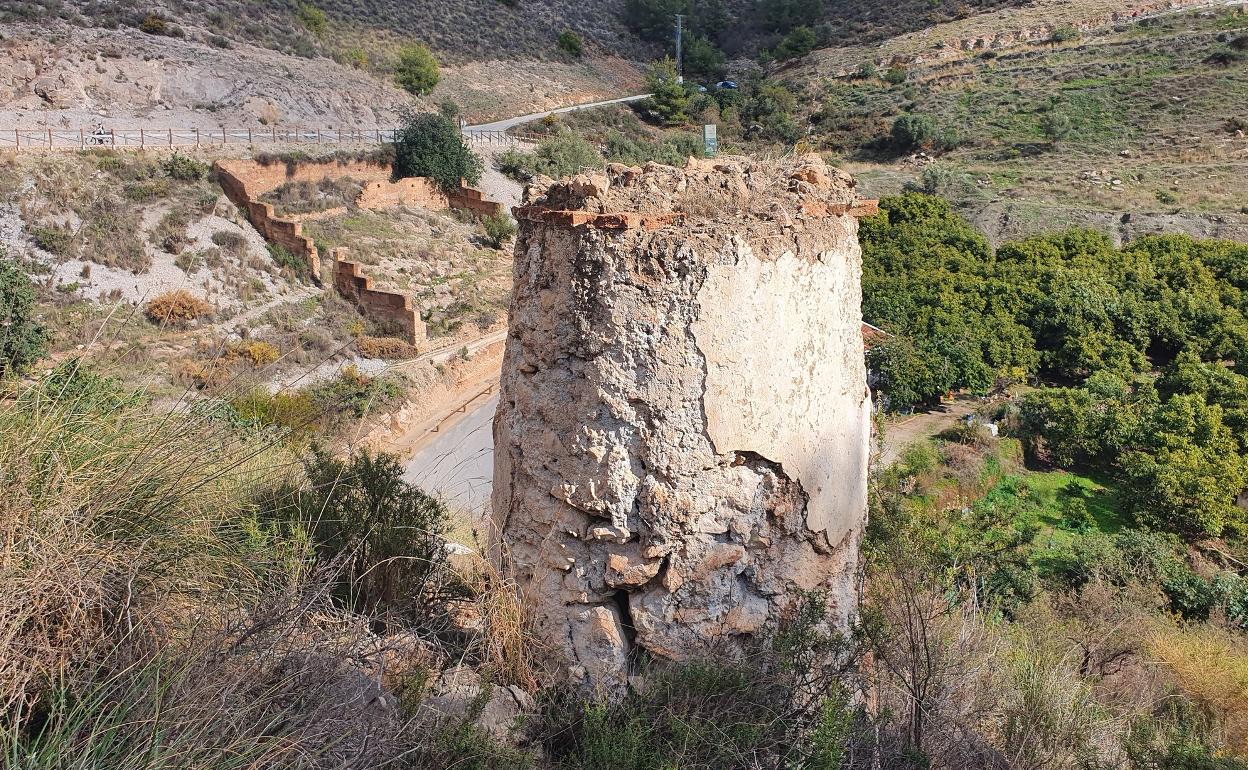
[144,289,213,327]
[1150,624,1248,755]
[356,335,419,360]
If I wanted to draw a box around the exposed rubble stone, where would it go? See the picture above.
[491,154,874,696]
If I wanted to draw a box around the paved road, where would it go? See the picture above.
[405,394,498,517]
[466,94,650,133]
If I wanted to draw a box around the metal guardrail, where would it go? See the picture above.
[0,127,400,152]
[461,129,541,145]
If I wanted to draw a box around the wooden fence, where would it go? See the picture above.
[0,126,400,152]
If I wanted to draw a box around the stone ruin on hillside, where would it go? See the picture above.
[490,154,877,695]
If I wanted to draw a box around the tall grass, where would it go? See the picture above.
[0,371,412,767]
[0,363,555,768]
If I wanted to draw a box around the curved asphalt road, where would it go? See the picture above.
[466,94,650,133]
[405,394,498,518]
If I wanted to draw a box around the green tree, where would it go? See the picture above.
[643,58,691,126]
[623,0,688,42]
[392,111,483,193]
[774,25,817,60]
[1041,109,1073,143]
[394,43,439,95]
[760,0,823,33]
[557,29,584,57]
[1123,395,1248,537]
[0,256,48,378]
[690,0,730,44]
[682,35,726,81]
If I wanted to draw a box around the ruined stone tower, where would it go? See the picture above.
[491,155,876,695]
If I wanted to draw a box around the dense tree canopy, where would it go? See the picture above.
[863,192,1248,537]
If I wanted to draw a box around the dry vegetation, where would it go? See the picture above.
[303,206,511,339]
[144,288,213,327]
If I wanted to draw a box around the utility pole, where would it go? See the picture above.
[675,13,684,83]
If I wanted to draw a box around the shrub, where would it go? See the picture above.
[267,242,310,279]
[604,130,703,166]
[138,13,167,34]
[546,593,856,769]
[144,289,212,327]
[496,132,602,182]
[356,335,419,359]
[211,229,248,255]
[483,212,517,248]
[162,152,208,181]
[557,29,583,57]
[891,113,937,151]
[294,449,453,622]
[394,43,440,95]
[393,111,484,193]
[774,25,817,60]
[309,364,404,420]
[296,3,327,36]
[151,209,192,254]
[1050,25,1080,44]
[38,359,141,410]
[30,224,74,256]
[0,256,48,377]
[231,340,279,367]
[883,66,908,85]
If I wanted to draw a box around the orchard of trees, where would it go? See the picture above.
[863,192,1248,537]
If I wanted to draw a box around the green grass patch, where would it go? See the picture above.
[979,468,1128,557]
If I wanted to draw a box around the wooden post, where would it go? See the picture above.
[79,128,84,150]
[47,128,52,148]
[272,125,277,143]
[110,129,115,147]
[169,128,173,147]
[195,128,200,147]
[316,128,321,144]
[140,128,144,149]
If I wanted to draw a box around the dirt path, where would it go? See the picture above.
[875,399,981,470]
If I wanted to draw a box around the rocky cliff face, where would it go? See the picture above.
[491,155,875,695]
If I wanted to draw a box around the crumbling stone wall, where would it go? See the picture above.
[331,248,425,345]
[215,157,502,339]
[491,155,877,695]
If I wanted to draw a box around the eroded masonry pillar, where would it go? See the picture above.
[491,155,877,695]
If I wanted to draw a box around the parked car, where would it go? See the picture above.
[715,80,738,90]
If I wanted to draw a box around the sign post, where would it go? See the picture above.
[703,124,718,157]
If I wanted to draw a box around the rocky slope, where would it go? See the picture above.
[0,21,643,129]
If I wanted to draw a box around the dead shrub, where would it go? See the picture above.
[211,230,249,256]
[232,340,280,368]
[356,335,419,359]
[145,289,212,327]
